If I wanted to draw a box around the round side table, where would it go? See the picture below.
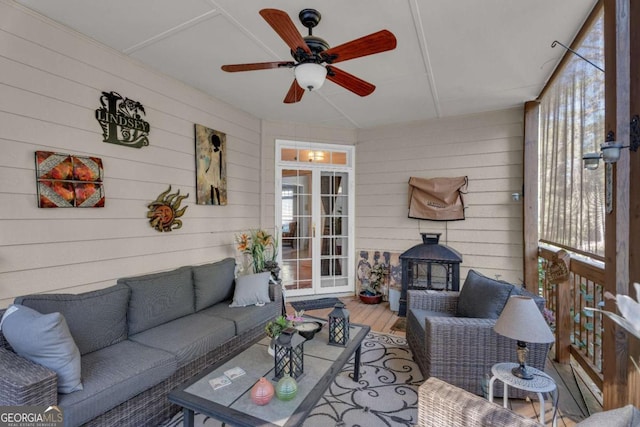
[488,362,557,427]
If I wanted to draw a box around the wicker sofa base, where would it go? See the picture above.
[85,322,267,427]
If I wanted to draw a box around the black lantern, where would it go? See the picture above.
[274,327,305,380]
[328,302,350,346]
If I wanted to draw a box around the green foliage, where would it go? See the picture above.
[265,315,292,338]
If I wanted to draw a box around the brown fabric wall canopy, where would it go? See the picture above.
[408,176,468,221]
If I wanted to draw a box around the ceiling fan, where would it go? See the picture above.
[221,8,397,103]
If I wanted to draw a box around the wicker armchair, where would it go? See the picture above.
[417,377,540,427]
[406,288,550,398]
[418,377,640,427]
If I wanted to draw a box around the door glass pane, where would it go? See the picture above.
[281,169,312,292]
[281,147,349,166]
[320,171,348,289]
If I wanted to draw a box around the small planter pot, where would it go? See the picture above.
[359,291,383,304]
[268,337,277,356]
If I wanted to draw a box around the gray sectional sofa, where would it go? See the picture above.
[0,258,282,427]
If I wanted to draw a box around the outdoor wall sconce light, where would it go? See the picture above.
[583,115,640,170]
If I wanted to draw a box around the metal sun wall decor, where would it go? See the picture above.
[147,186,188,232]
[194,124,227,205]
[95,91,150,148]
[35,151,105,208]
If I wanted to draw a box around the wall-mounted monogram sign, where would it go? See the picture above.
[95,91,150,148]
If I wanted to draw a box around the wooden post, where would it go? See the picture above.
[602,0,640,410]
[523,101,540,291]
[549,249,571,364]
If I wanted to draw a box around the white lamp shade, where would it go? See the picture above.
[494,296,555,344]
[294,63,327,91]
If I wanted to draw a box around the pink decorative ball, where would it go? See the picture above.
[250,377,274,405]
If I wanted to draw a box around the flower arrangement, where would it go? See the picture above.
[235,229,278,274]
[362,263,389,296]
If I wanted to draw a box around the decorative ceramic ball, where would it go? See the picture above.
[275,374,298,401]
[250,377,274,406]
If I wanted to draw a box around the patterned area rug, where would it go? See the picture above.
[290,297,342,312]
[160,332,424,427]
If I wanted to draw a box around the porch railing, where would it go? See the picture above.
[538,244,605,391]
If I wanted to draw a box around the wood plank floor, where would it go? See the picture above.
[286,295,598,426]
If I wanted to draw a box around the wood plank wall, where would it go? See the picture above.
[0,2,263,307]
[356,108,527,285]
[0,1,530,309]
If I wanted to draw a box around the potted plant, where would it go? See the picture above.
[265,315,291,355]
[359,263,388,304]
[265,315,291,339]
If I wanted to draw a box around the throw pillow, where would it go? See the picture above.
[229,272,271,307]
[576,404,640,427]
[456,270,514,319]
[1,304,83,394]
[193,258,236,311]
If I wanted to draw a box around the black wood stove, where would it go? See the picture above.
[399,233,463,316]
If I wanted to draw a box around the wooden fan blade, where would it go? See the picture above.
[260,9,311,54]
[322,30,397,64]
[221,61,294,72]
[326,66,375,97]
[284,80,305,103]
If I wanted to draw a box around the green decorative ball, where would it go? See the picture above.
[275,374,298,401]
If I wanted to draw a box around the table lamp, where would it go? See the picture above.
[494,295,555,379]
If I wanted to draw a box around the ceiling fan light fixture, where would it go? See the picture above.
[295,63,327,91]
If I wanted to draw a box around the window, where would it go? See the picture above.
[282,187,294,226]
[539,9,605,258]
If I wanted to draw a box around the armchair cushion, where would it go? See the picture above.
[456,270,515,319]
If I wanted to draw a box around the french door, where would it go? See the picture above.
[276,141,354,297]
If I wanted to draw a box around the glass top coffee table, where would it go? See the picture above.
[168,319,370,427]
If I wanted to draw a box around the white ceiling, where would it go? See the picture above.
[15,0,597,129]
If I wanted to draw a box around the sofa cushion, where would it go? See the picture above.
[14,284,130,355]
[128,312,236,368]
[229,272,271,307]
[58,339,176,427]
[200,300,277,335]
[1,304,82,394]
[192,258,236,311]
[119,267,195,335]
[457,270,514,319]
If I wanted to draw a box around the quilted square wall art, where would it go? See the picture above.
[35,151,105,208]
[194,124,227,205]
